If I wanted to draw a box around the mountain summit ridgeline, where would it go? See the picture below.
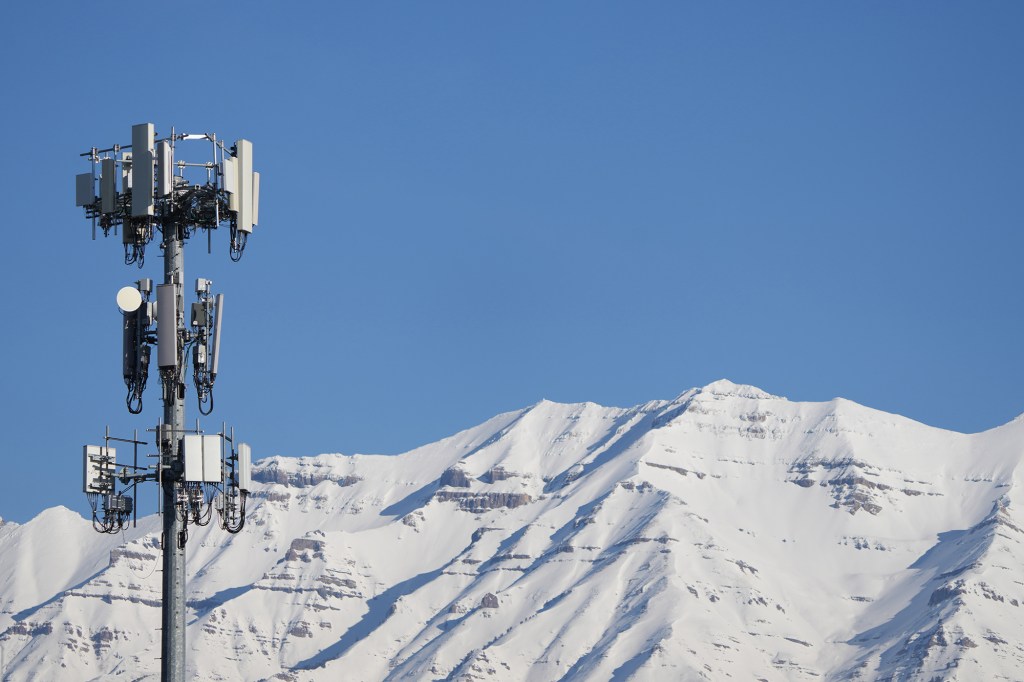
[1,380,1022,680]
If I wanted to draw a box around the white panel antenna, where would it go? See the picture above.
[121,152,132,192]
[157,140,173,197]
[83,445,115,494]
[183,435,202,482]
[235,139,254,233]
[132,123,155,152]
[131,149,154,217]
[211,293,224,378]
[156,284,178,368]
[131,124,155,217]
[237,443,252,492]
[205,435,223,483]
[183,434,223,483]
[221,156,238,211]
[252,171,260,227]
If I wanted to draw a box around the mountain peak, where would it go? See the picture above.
[33,505,83,524]
[6,384,1023,680]
[698,379,780,400]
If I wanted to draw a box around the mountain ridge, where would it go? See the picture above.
[1,380,1022,680]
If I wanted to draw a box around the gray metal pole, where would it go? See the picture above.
[160,225,186,682]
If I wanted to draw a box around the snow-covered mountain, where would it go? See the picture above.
[1,380,1023,681]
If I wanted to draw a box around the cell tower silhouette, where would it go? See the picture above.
[75,123,259,682]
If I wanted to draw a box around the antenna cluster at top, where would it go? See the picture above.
[75,123,261,266]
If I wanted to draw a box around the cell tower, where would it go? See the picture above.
[75,123,259,682]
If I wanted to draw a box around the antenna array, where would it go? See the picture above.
[75,123,261,682]
[76,125,259,265]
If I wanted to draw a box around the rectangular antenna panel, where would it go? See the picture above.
[142,301,156,327]
[206,436,223,482]
[235,139,254,232]
[252,171,260,226]
[83,445,115,494]
[183,435,201,482]
[131,149,154,217]
[191,302,208,328]
[157,140,173,196]
[132,123,155,153]
[156,284,178,368]
[121,152,132,192]
[100,158,116,213]
[211,293,224,376]
[237,443,252,492]
[183,434,223,483]
[123,310,138,378]
[75,173,94,207]
[221,157,238,211]
[221,157,236,192]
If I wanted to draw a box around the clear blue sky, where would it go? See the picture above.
[1,3,1022,523]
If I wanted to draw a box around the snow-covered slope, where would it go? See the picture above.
[1,380,1023,681]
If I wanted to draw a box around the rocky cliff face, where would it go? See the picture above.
[1,380,1023,681]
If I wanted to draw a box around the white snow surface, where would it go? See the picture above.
[2,379,1023,681]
